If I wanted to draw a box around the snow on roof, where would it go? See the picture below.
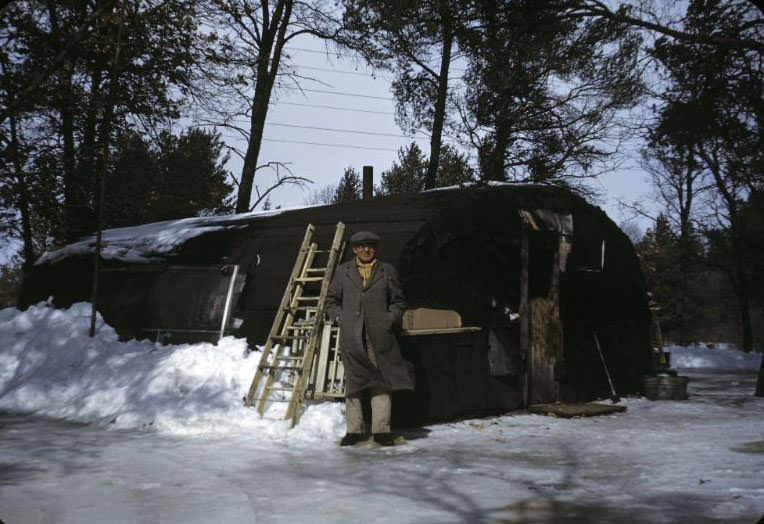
[35,184,580,266]
[35,206,304,265]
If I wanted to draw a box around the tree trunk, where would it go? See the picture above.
[91,3,121,224]
[0,55,35,269]
[677,155,695,345]
[235,0,293,213]
[757,309,764,396]
[733,262,754,352]
[7,116,34,269]
[487,108,511,181]
[60,65,85,241]
[46,2,86,242]
[10,121,34,269]
[237,88,271,213]
[79,59,105,211]
[423,15,452,190]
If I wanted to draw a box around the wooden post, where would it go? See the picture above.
[362,165,373,199]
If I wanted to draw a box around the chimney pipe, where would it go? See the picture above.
[362,165,373,199]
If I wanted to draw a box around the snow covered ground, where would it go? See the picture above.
[0,303,762,523]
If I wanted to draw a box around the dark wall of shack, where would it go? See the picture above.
[19,185,652,425]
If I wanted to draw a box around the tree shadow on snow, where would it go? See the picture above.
[278,436,754,523]
[0,411,145,484]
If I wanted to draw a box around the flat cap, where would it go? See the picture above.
[350,230,380,245]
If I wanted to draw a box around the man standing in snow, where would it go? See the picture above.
[326,230,414,447]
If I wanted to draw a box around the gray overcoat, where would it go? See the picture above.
[325,260,415,396]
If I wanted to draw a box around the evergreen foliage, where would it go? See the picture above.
[106,128,234,228]
[0,256,22,307]
[634,215,736,345]
[333,167,362,203]
[456,0,643,185]
[379,143,428,195]
[378,142,473,195]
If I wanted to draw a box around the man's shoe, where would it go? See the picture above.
[373,432,395,446]
[340,433,364,446]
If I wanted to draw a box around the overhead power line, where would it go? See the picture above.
[286,46,467,74]
[286,46,359,58]
[262,138,402,152]
[267,121,429,140]
[270,101,394,115]
[294,65,391,79]
[281,86,394,101]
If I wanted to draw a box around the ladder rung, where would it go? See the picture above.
[261,365,303,371]
[267,386,298,391]
[296,296,319,301]
[270,335,309,342]
[306,268,327,273]
[285,306,318,312]
[286,324,315,330]
[295,277,324,283]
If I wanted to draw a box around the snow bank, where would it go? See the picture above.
[0,302,345,442]
[667,343,762,371]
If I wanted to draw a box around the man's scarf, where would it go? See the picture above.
[355,258,377,287]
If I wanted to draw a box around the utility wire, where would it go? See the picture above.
[261,138,402,152]
[269,100,394,115]
[281,86,394,101]
[286,46,360,58]
[294,65,392,79]
[286,46,467,73]
[266,121,429,140]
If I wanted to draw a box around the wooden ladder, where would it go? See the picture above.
[244,222,345,426]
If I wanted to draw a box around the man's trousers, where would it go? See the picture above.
[344,331,391,434]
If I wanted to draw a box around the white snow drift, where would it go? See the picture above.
[0,302,344,441]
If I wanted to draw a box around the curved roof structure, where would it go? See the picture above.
[21,184,653,423]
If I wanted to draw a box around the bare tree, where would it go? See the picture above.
[198,0,343,213]
[303,183,335,206]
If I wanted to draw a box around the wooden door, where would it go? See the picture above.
[519,210,572,406]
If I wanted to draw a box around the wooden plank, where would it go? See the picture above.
[325,326,344,396]
[528,402,626,418]
[402,308,462,330]
[529,297,557,404]
[309,323,333,397]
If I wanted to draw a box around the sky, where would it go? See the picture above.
[211,35,655,232]
[0,301,762,523]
